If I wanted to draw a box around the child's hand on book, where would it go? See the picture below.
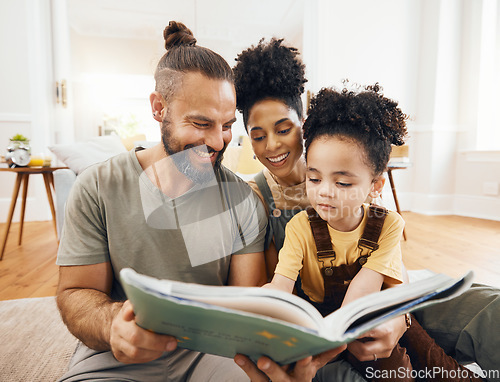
[234,346,346,382]
[346,315,407,362]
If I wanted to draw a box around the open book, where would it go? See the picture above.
[120,268,473,365]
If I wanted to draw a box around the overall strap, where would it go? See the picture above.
[254,171,275,213]
[357,204,388,263]
[305,204,388,315]
[306,204,389,263]
[305,206,342,313]
[306,207,335,264]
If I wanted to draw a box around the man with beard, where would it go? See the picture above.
[55,21,274,381]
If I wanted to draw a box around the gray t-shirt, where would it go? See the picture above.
[57,150,267,300]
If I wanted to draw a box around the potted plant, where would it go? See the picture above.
[8,134,31,152]
[5,134,31,167]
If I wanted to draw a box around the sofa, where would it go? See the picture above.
[49,134,146,237]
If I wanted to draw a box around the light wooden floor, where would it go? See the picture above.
[400,213,500,288]
[1,212,499,301]
[0,221,59,301]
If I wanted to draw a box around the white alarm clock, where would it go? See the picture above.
[5,147,31,167]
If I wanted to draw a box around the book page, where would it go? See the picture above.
[322,271,473,336]
[121,268,325,331]
[183,294,320,330]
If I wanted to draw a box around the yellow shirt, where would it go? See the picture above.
[275,204,404,303]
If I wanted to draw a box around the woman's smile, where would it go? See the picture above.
[267,152,290,166]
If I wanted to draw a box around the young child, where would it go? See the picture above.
[265,83,413,380]
[265,85,485,382]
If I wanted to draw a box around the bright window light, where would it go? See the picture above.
[77,73,160,141]
[476,0,500,150]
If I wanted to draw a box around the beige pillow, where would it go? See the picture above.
[49,135,126,175]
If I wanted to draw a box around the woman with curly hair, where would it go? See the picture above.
[233,38,309,279]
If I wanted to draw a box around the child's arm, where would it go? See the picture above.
[264,241,279,282]
[262,273,295,294]
[343,267,407,361]
[340,267,384,308]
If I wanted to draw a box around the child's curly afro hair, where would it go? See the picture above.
[303,83,409,176]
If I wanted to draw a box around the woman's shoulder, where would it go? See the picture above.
[245,170,268,212]
[246,174,262,196]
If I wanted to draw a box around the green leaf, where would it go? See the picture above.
[10,134,29,141]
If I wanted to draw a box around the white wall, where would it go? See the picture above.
[0,0,31,221]
[304,0,421,213]
[454,151,500,220]
[0,0,54,222]
[412,0,500,219]
[313,0,420,116]
[305,0,500,221]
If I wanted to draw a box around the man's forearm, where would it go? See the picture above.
[57,288,123,351]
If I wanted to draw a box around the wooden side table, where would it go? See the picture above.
[386,162,411,241]
[0,166,68,260]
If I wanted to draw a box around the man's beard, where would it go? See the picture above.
[161,119,226,185]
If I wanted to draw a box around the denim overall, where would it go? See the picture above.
[303,205,413,381]
[299,205,388,316]
[254,171,303,252]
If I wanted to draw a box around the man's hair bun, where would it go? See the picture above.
[163,21,197,50]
